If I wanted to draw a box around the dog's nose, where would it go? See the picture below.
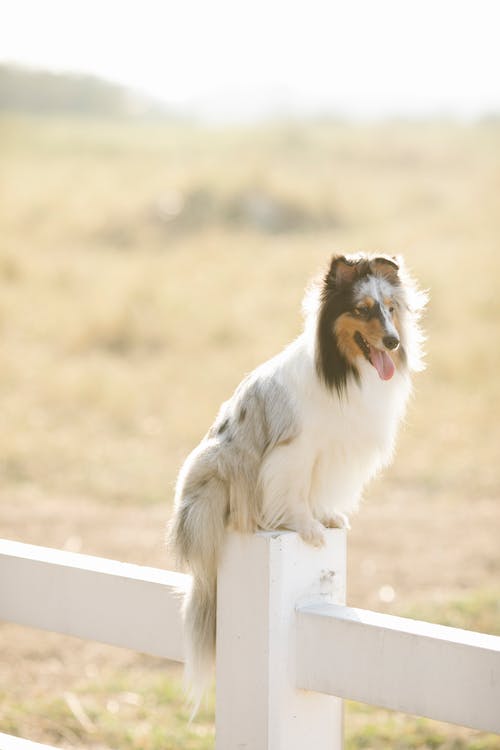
[383,335,399,350]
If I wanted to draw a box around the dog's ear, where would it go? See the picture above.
[326,255,361,288]
[371,255,400,282]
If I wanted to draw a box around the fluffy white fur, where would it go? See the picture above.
[257,338,410,541]
[168,253,426,709]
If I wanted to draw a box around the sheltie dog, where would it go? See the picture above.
[168,252,426,703]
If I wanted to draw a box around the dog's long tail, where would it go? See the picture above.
[168,453,229,711]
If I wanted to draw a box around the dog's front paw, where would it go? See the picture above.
[322,511,351,530]
[298,519,326,548]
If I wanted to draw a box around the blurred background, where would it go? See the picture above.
[1,1,500,748]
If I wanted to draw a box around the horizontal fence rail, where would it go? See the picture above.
[0,732,62,750]
[0,539,189,662]
[296,602,500,734]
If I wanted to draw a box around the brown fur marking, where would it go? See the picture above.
[359,296,375,309]
[334,314,365,362]
[335,313,401,370]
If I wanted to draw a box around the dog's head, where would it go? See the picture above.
[316,253,420,394]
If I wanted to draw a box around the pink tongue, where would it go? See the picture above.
[370,347,395,381]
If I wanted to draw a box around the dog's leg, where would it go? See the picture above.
[288,511,326,547]
[259,440,325,546]
[321,511,351,530]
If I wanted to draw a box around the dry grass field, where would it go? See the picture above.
[1,114,500,749]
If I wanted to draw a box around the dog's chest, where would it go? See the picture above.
[306,371,405,449]
[302,372,409,512]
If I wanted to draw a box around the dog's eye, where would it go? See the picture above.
[389,306,395,313]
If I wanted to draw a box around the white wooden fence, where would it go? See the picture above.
[1,530,499,749]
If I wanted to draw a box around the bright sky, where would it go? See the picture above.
[2,0,500,121]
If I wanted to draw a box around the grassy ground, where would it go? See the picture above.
[1,114,500,748]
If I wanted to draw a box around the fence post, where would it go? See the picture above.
[216,528,346,750]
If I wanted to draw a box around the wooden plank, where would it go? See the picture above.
[0,732,65,750]
[296,603,500,733]
[216,529,346,750]
[0,538,189,662]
